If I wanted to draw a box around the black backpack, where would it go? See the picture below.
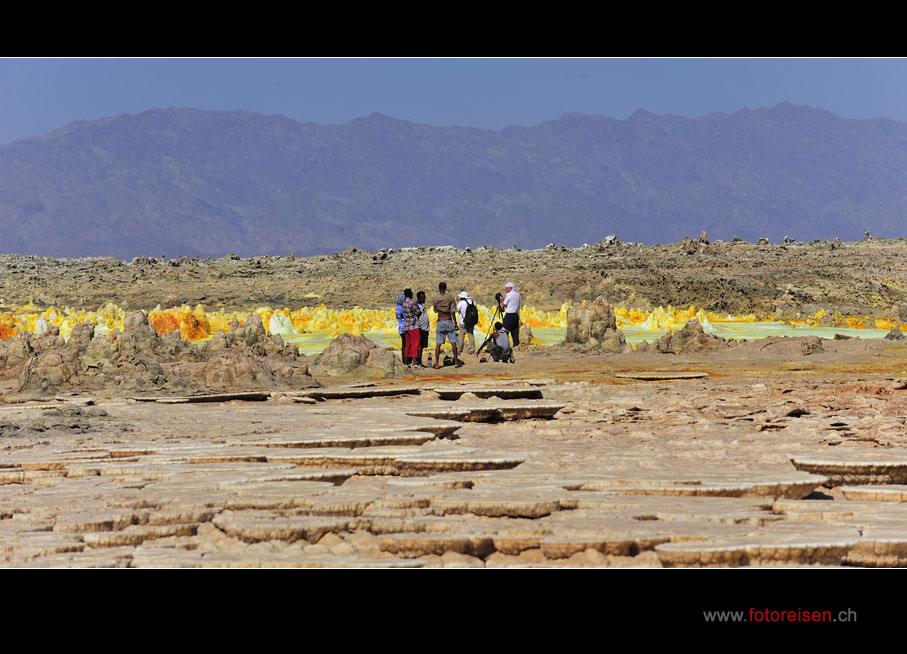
[463,300,479,328]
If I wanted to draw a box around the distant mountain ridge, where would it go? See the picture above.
[1,103,906,258]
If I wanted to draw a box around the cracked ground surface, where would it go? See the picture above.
[2,342,907,568]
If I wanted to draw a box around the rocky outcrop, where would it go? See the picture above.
[30,324,64,355]
[18,351,76,395]
[563,296,627,353]
[679,236,702,255]
[515,324,535,351]
[801,336,825,355]
[229,314,267,349]
[885,326,905,341]
[18,322,93,394]
[0,333,33,369]
[105,355,170,392]
[311,334,403,378]
[651,319,735,354]
[195,355,276,392]
[566,296,617,341]
[12,312,317,396]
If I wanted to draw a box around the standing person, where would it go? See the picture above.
[502,281,522,347]
[456,290,479,355]
[416,290,430,367]
[402,288,424,368]
[432,282,463,368]
[395,293,406,361]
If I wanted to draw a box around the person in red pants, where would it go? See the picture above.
[402,288,424,368]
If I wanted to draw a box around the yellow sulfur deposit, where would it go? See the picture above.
[149,304,211,341]
[0,302,570,343]
[790,309,828,328]
[1,301,905,344]
[613,304,760,333]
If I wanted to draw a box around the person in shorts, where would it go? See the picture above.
[432,281,462,368]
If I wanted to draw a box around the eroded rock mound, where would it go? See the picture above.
[0,333,33,369]
[30,324,64,355]
[312,333,403,377]
[885,326,905,341]
[801,336,825,355]
[18,351,75,395]
[651,319,735,354]
[12,311,317,396]
[195,355,276,392]
[564,296,627,353]
[515,324,535,351]
[229,314,267,349]
[679,236,703,255]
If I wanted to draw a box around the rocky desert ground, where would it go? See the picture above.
[2,236,907,568]
[3,233,907,317]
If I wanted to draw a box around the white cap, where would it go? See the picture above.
[458,291,469,299]
[505,281,515,289]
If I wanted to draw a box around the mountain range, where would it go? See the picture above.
[1,102,905,258]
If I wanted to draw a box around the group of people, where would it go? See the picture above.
[394,281,522,369]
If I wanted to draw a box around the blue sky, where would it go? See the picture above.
[2,58,907,144]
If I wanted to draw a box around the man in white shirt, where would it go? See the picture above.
[456,290,478,354]
[501,281,522,347]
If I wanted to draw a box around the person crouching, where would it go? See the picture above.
[486,322,514,363]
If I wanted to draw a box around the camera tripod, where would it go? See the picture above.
[475,298,506,357]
